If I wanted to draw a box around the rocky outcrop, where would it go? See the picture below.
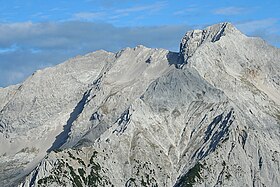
[178,22,241,66]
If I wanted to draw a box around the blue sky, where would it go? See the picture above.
[0,0,280,87]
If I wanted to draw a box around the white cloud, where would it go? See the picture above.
[71,2,166,22]
[236,18,279,33]
[73,12,105,21]
[115,1,167,14]
[214,7,246,15]
[173,5,198,16]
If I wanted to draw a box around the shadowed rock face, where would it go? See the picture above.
[0,23,280,187]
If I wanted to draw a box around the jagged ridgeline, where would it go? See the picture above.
[0,23,279,187]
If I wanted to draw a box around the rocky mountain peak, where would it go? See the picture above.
[0,23,279,187]
[179,22,241,65]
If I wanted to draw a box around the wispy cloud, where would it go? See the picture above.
[214,6,246,15]
[71,2,167,23]
[85,0,150,8]
[31,12,50,19]
[115,1,167,14]
[236,18,279,33]
[0,44,19,54]
[173,5,198,16]
[73,12,105,21]
[49,7,67,12]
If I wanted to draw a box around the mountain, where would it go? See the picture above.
[0,22,279,187]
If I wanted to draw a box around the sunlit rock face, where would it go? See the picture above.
[0,23,279,187]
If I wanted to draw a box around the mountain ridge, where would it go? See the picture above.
[0,22,279,187]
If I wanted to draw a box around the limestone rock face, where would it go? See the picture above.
[0,23,279,187]
[178,23,241,65]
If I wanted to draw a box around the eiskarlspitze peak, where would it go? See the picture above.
[179,22,242,65]
[0,23,279,187]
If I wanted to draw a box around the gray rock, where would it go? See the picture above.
[0,22,279,187]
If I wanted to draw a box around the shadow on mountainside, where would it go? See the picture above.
[47,91,90,153]
[167,51,184,68]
